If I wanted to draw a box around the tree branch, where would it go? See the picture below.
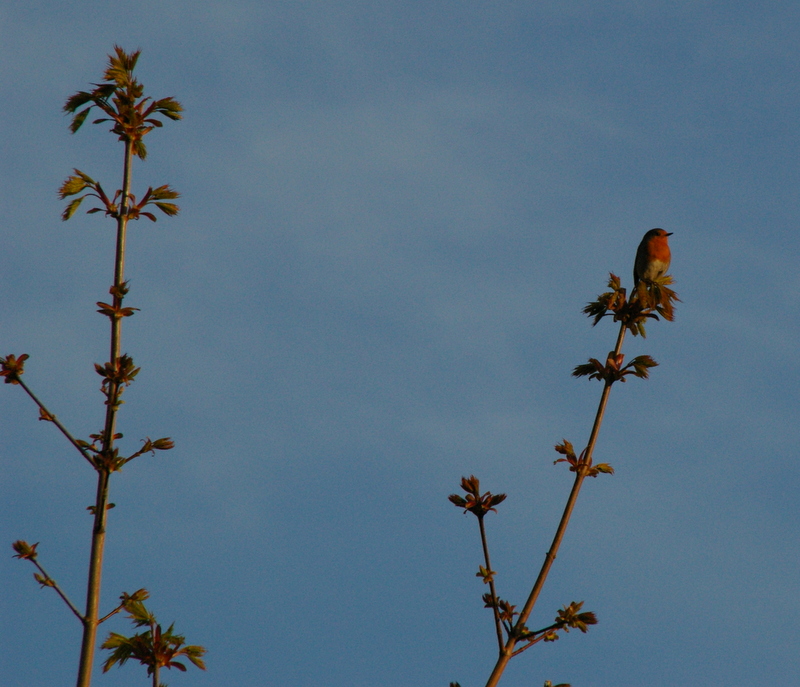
[13,377,96,467]
[484,321,627,687]
[477,516,505,653]
[29,558,85,623]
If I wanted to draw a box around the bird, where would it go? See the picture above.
[633,228,672,287]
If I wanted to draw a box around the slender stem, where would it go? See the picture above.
[152,620,159,687]
[510,622,560,657]
[483,322,627,687]
[97,603,125,625]
[612,320,627,356]
[510,637,542,657]
[13,378,96,467]
[107,139,133,373]
[581,327,625,468]
[30,559,85,622]
[76,470,109,687]
[76,139,134,687]
[477,516,505,654]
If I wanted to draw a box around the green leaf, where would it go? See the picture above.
[554,440,576,460]
[150,185,180,200]
[59,169,98,199]
[62,197,85,221]
[11,539,38,559]
[154,97,184,120]
[572,358,605,380]
[69,107,92,133]
[185,647,207,669]
[624,355,658,379]
[63,91,94,113]
[59,178,87,199]
[154,202,179,216]
[151,438,175,451]
[134,139,148,160]
[76,169,97,183]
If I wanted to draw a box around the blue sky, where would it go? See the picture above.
[2,2,799,686]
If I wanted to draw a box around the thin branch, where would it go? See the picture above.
[484,321,627,687]
[97,600,129,625]
[477,516,505,654]
[510,622,560,657]
[510,638,540,657]
[151,620,159,687]
[13,377,96,467]
[76,134,134,687]
[29,558,85,623]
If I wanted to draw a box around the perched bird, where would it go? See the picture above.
[633,228,672,286]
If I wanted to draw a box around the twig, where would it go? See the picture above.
[13,378,96,467]
[484,322,627,687]
[509,622,560,657]
[477,516,505,653]
[30,558,85,623]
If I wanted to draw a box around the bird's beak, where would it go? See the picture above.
[666,232,673,236]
